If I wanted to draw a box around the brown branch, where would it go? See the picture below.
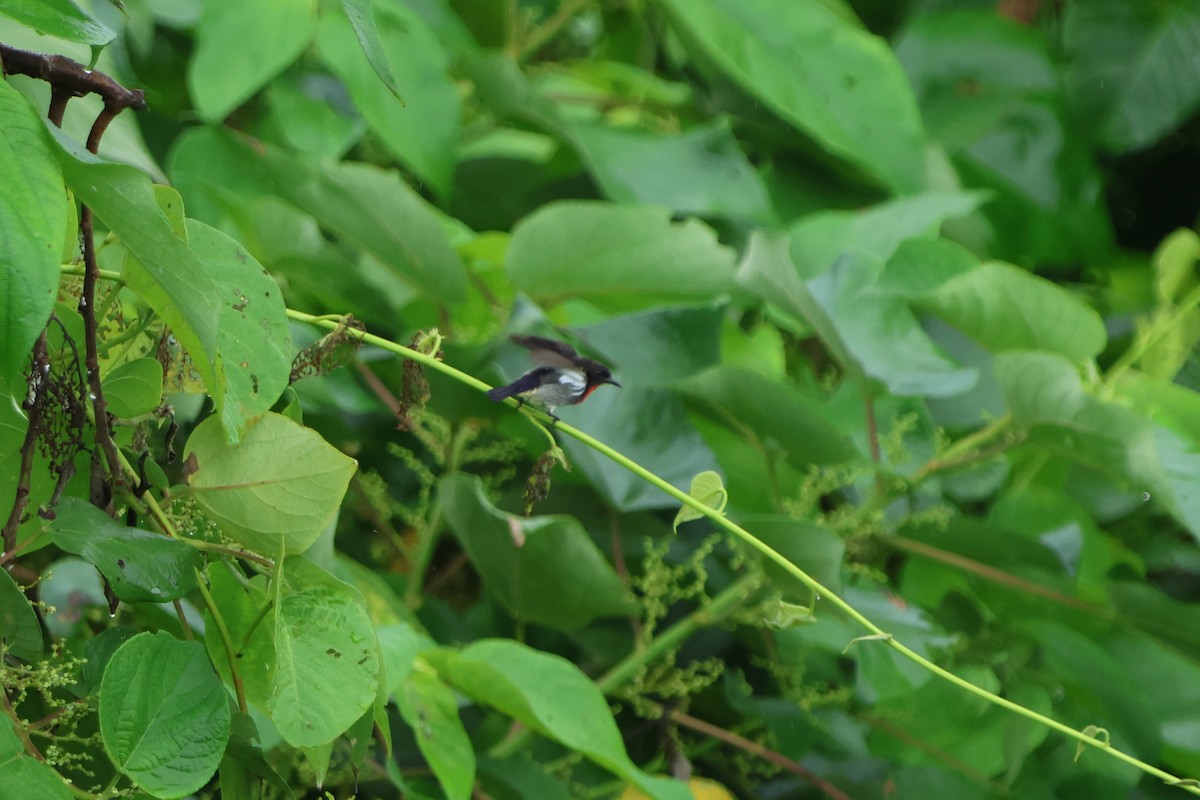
[864,393,881,464]
[866,714,1002,791]
[48,86,71,127]
[2,334,50,557]
[887,535,1102,614]
[609,512,643,643]
[79,99,129,504]
[0,45,147,112]
[668,709,853,800]
[356,361,402,418]
[79,215,123,487]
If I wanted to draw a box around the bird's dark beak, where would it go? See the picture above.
[606,378,622,387]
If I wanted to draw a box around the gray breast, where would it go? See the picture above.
[535,369,585,407]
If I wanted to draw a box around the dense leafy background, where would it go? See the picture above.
[4,0,1200,798]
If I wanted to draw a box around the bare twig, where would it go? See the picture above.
[79,99,130,503]
[2,334,50,556]
[0,45,147,112]
[519,0,592,60]
[668,708,854,800]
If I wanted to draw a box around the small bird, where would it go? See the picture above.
[487,335,621,420]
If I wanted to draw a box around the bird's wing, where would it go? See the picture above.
[510,335,580,368]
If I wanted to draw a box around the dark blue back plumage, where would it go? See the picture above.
[486,367,554,401]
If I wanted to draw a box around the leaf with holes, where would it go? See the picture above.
[46,498,201,603]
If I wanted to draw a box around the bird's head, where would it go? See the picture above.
[582,360,621,390]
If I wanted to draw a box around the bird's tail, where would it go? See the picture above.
[487,371,543,402]
[486,385,516,402]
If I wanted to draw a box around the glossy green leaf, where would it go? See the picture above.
[1153,228,1200,304]
[673,470,728,531]
[994,351,1154,486]
[1065,0,1200,152]
[743,515,845,598]
[184,413,357,555]
[922,261,1108,361]
[46,497,202,603]
[478,756,573,800]
[100,632,231,798]
[0,724,72,800]
[1138,229,1200,381]
[575,304,725,387]
[0,0,115,44]
[1026,621,1160,757]
[1113,371,1200,441]
[841,588,952,703]
[318,2,458,196]
[378,623,437,696]
[993,351,1088,427]
[1147,425,1200,545]
[657,0,925,192]
[682,366,858,467]
[738,224,977,398]
[877,236,980,298]
[339,0,404,101]
[896,11,1110,265]
[221,712,297,800]
[507,201,736,310]
[0,566,42,660]
[396,670,475,800]
[989,486,1140,597]
[1108,628,1200,764]
[0,80,67,389]
[465,50,572,138]
[166,126,273,227]
[82,627,139,694]
[736,228,856,368]
[558,385,724,511]
[1,716,23,759]
[787,191,986,278]
[1110,581,1200,667]
[39,558,106,638]
[875,661,1043,777]
[153,184,188,240]
[251,144,467,305]
[429,640,693,800]
[48,129,224,410]
[804,254,979,397]
[102,358,164,418]
[439,474,635,629]
[571,119,774,222]
[263,73,366,161]
[185,220,291,441]
[189,0,318,121]
[268,556,380,746]
[202,566,273,706]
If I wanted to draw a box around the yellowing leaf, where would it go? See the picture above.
[673,470,728,531]
[621,777,735,800]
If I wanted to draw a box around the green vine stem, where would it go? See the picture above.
[287,309,1200,794]
[57,274,1198,792]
